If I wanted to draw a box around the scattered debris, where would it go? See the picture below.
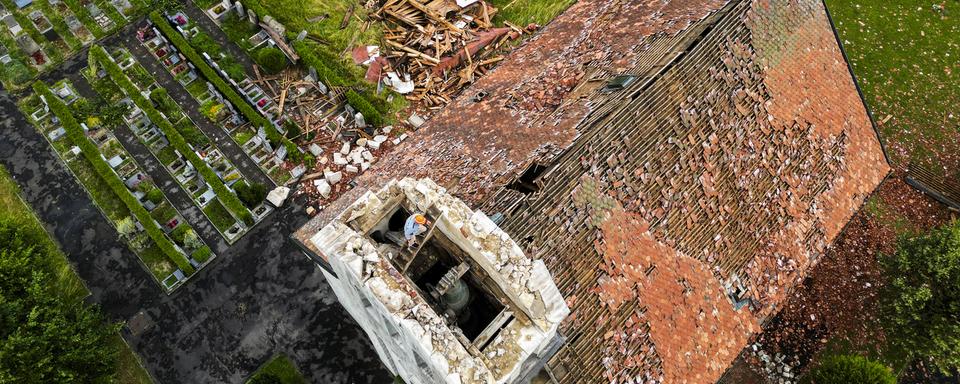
[368,0,529,106]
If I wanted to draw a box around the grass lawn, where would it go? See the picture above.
[247,354,306,384]
[826,0,960,171]
[203,198,238,233]
[67,155,131,222]
[0,165,153,384]
[139,242,176,280]
[825,0,960,236]
[488,0,577,26]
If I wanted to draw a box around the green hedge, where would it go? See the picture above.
[33,81,195,275]
[801,354,895,384]
[90,45,254,225]
[291,40,348,87]
[345,90,385,127]
[149,11,294,154]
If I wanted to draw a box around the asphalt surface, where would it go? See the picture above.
[0,28,391,384]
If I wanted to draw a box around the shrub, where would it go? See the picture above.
[149,0,182,11]
[171,224,190,242]
[183,229,203,250]
[116,217,137,237]
[345,90,385,127]
[146,188,164,204]
[201,100,225,121]
[34,81,195,275]
[90,45,252,226]
[235,182,268,209]
[255,47,288,74]
[801,354,895,384]
[880,220,960,373]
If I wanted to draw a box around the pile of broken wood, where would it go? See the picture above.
[369,0,533,107]
[250,65,348,147]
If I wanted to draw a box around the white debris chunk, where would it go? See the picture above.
[324,170,343,184]
[313,179,331,198]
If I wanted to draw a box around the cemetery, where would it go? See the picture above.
[22,79,216,292]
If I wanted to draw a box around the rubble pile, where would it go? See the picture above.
[366,0,531,107]
[295,127,409,210]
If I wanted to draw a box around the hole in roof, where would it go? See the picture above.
[600,75,638,94]
[473,90,488,102]
[507,163,547,194]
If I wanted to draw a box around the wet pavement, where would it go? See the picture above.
[0,52,390,384]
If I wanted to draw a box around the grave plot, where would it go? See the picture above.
[0,0,148,90]
[21,79,216,292]
[138,18,299,185]
[88,45,273,243]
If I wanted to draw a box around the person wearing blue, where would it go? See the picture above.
[403,213,430,248]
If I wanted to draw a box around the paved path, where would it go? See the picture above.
[1,64,389,384]
[121,22,274,188]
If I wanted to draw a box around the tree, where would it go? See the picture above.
[256,47,288,75]
[99,102,130,131]
[73,97,128,130]
[801,354,895,384]
[880,220,960,373]
[0,219,120,383]
[149,89,178,115]
[284,121,302,140]
[235,182,268,209]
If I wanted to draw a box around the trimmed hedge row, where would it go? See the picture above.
[345,90,385,127]
[90,45,254,225]
[33,81,195,275]
[291,40,349,87]
[148,12,295,155]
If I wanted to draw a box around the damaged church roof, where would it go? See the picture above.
[296,0,890,382]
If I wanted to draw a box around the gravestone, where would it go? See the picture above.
[354,112,366,129]
[234,1,243,17]
[247,9,257,25]
[296,30,307,41]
